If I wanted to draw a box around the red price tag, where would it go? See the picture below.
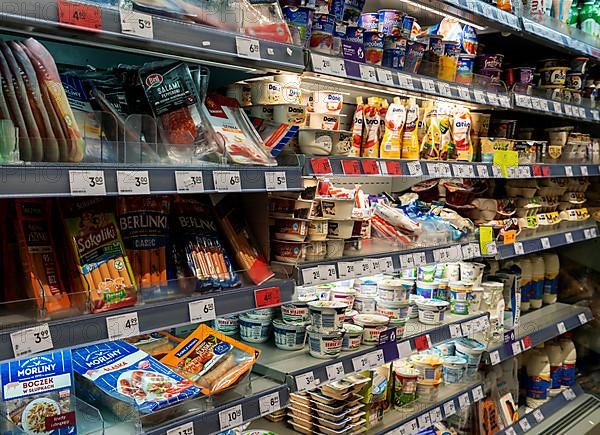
[532,165,542,177]
[254,286,281,308]
[414,334,431,351]
[341,160,361,175]
[361,159,380,175]
[58,0,102,30]
[521,335,532,350]
[542,166,550,177]
[310,157,333,175]
[385,161,402,175]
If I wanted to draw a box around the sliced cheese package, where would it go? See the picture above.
[161,324,259,396]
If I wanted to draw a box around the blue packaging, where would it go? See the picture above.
[1,350,76,434]
[382,48,406,70]
[283,7,315,48]
[345,26,364,43]
[330,0,345,21]
[342,0,366,24]
[377,9,402,35]
[358,12,378,31]
[383,35,407,50]
[461,24,478,54]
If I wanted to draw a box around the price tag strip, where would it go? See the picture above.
[69,170,106,196]
[259,392,280,416]
[213,171,242,192]
[117,170,150,194]
[175,171,204,193]
[188,298,216,323]
[219,404,243,431]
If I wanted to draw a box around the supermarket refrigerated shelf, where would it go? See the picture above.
[0,163,304,197]
[252,311,489,392]
[0,278,296,362]
[485,303,593,366]
[0,0,305,72]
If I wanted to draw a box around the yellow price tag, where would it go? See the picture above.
[493,150,519,177]
[479,226,494,255]
[503,230,517,245]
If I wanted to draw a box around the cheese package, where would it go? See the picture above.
[1,349,76,435]
[161,324,259,395]
[72,341,200,420]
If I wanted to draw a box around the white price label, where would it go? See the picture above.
[443,400,456,417]
[458,392,471,409]
[295,371,318,391]
[472,386,484,402]
[412,252,427,266]
[579,313,588,324]
[359,259,372,276]
[213,171,241,192]
[565,232,574,243]
[376,68,394,85]
[539,99,549,111]
[458,87,471,100]
[175,171,204,193]
[506,166,518,178]
[404,420,418,434]
[326,362,345,381]
[312,54,332,74]
[301,267,320,286]
[426,162,440,177]
[398,254,414,269]
[565,104,574,116]
[584,229,592,239]
[462,243,474,259]
[265,171,287,191]
[338,261,356,279]
[438,82,452,97]
[433,248,451,262]
[259,392,280,416]
[10,323,53,358]
[120,10,153,39]
[471,243,481,257]
[578,107,586,118]
[499,95,511,107]
[541,237,551,249]
[591,227,597,237]
[519,419,532,432]
[397,340,412,358]
[565,166,573,177]
[219,404,243,430]
[106,312,140,340]
[461,321,474,336]
[492,165,503,177]
[563,388,577,400]
[592,110,600,121]
[117,170,150,194]
[370,258,382,274]
[439,163,452,177]
[449,324,462,338]
[515,94,531,108]
[236,37,261,60]
[533,409,544,423]
[486,242,497,255]
[420,78,436,92]
[330,58,346,76]
[514,242,524,256]
[430,407,443,423]
[473,90,487,104]
[188,298,216,323]
[505,427,517,435]
[511,340,522,355]
[352,354,371,372]
[487,92,499,106]
[417,412,432,429]
[166,422,194,435]
[69,170,106,196]
[476,165,489,178]
[531,97,542,111]
[557,321,567,334]
[379,256,394,273]
[518,166,532,177]
[318,264,338,282]
[397,73,415,89]
[489,350,501,366]
[368,349,385,368]
[359,64,377,81]
[407,161,423,176]
[552,101,562,113]
[581,166,589,176]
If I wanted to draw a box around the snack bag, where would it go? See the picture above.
[161,324,260,395]
[62,198,137,313]
[171,196,240,291]
[14,199,71,313]
[117,196,171,290]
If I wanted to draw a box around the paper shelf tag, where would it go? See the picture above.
[265,171,287,191]
[255,287,281,308]
[189,298,216,323]
[117,170,150,194]
[106,312,140,340]
[58,0,102,30]
[175,171,204,193]
[69,170,106,196]
[236,37,261,60]
[219,404,243,430]
[120,10,153,39]
[10,323,53,358]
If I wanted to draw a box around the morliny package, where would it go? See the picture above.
[1,349,76,434]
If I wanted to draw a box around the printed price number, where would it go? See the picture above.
[338,261,356,279]
[265,171,287,191]
[533,409,544,423]
[430,407,443,423]
[295,371,318,391]
[407,161,423,176]
[462,243,474,259]
[438,82,452,97]
[476,165,489,178]
[259,392,281,416]
[379,256,394,273]
[581,166,589,176]
[412,252,427,266]
[318,264,338,281]
[443,400,456,417]
[330,58,346,76]
[10,323,54,358]
[417,412,431,429]
[563,388,577,401]
[513,242,524,255]
[301,267,320,286]
[352,354,371,372]
[175,171,204,193]
[236,37,261,60]
[120,10,153,39]
[188,298,216,323]
[511,340,522,355]
[219,404,243,430]
[106,312,140,340]
[255,286,281,308]
[341,159,361,175]
[472,386,484,402]
[399,254,414,269]
[69,170,106,196]
[213,171,241,192]
[58,0,102,30]
[519,419,532,432]
[310,157,333,174]
[457,87,471,100]
[377,68,394,85]
[368,349,385,367]
[541,237,551,249]
[326,362,345,381]
[166,422,194,435]
[458,392,471,409]
[312,54,332,74]
[397,73,415,89]
[449,324,462,338]
[117,170,150,194]
[359,64,377,81]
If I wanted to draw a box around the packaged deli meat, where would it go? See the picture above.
[1,349,76,435]
[72,341,200,421]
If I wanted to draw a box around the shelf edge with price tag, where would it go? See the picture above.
[175,171,204,193]
[166,422,194,435]
[189,298,216,323]
[120,10,154,39]
[58,0,102,30]
[10,323,54,358]
[69,170,107,196]
[116,170,150,194]
[213,171,242,192]
[106,312,140,341]
[265,171,287,191]
[235,37,261,60]
[255,286,281,308]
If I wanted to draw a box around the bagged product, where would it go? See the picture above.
[161,324,260,395]
[62,198,137,313]
[349,97,365,157]
[72,341,199,421]
[380,97,405,159]
[125,331,182,359]
[438,112,457,160]
[419,108,441,160]
[401,98,420,159]
[361,97,381,158]
[14,199,71,313]
[1,350,76,435]
[452,107,473,161]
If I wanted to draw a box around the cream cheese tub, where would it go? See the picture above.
[408,294,425,318]
[331,287,357,313]
[454,337,486,376]
[308,300,347,332]
[353,313,390,345]
[353,295,376,313]
[378,278,413,302]
[341,323,363,350]
[307,326,344,358]
[239,313,272,343]
[416,379,442,401]
[410,354,444,381]
[416,298,449,325]
[376,299,409,321]
[281,299,315,324]
[273,318,307,350]
[213,315,239,336]
[442,355,467,384]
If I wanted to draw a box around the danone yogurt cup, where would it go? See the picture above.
[443,355,467,384]
[353,313,390,345]
[401,15,414,37]
[456,54,475,85]
[250,81,282,105]
[410,354,444,381]
[378,278,413,302]
[273,319,307,350]
[416,280,438,299]
[213,315,239,336]
[416,298,449,325]
[313,91,343,114]
[454,337,486,376]
[408,294,424,318]
[281,299,314,324]
[345,26,364,43]
[239,313,272,343]
[273,104,306,125]
[307,326,344,358]
[376,299,409,321]
[331,287,356,312]
[342,323,363,350]
[308,300,347,332]
[353,295,377,313]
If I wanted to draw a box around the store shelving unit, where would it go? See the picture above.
[485,302,593,366]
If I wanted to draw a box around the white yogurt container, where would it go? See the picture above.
[410,354,444,381]
[250,81,282,105]
[313,91,343,114]
[444,262,461,281]
[442,356,467,384]
[416,299,449,325]
[307,326,344,359]
[308,300,347,333]
[378,278,413,303]
[273,104,306,124]
[454,337,486,377]
[353,279,378,297]
[328,220,354,239]
[408,294,425,319]
[213,315,239,336]
[353,295,377,313]
[239,313,272,343]
[417,379,442,401]
[341,323,363,351]
[250,105,274,120]
[353,314,390,345]
[376,299,409,321]
[416,280,438,299]
[460,262,485,285]
[470,286,484,312]
[273,319,307,350]
[281,300,314,324]
[309,113,341,130]
[246,307,276,320]
[330,287,356,313]
[390,318,406,339]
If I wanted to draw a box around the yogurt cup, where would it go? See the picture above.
[246,308,276,320]
[282,300,313,324]
[345,309,358,323]
[328,219,354,239]
[435,279,449,301]
[273,104,306,124]
[377,9,402,35]
[341,323,363,350]
[353,313,390,345]
[449,281,473,315]
[358,12,378,31]
[308,300,347,332]
[416,280,438,299]
[470,286,483,312]
[444,262,461,281]
[353,279,378,297]
[393,366,419,406]
[410,354,444,381]
[313,91,343,115]
[443,355,467,384]
[416,379,442,402]
[378,278,413,302]
[310,14,335,54]
[239,313,272,343]
[407,294,425,318]
[273,319,307,350]
[390,318,406,338]
[313,284,334,301]
[418,265,437,282]
[213,315,239,336]
[460,262,485,284]
[353,295,376,313]
[416,299,449,325]
[308,112,341,130]
[307,326,344,358]
[454,337,486,376]
[250,81,282,105]
[331,287,356,312]
[376,299,409,321]
[250,105,274,120]
[273,218,308,242]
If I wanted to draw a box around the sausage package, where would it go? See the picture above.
[1,349,76,435]
[72,341,200,420]
[161,324,259,395]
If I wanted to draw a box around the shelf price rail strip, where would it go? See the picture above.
[0,279,295,362]
[497,384,585,435]
[485,303,592,366]
[378,382,486,435]
[286,312,489,393]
